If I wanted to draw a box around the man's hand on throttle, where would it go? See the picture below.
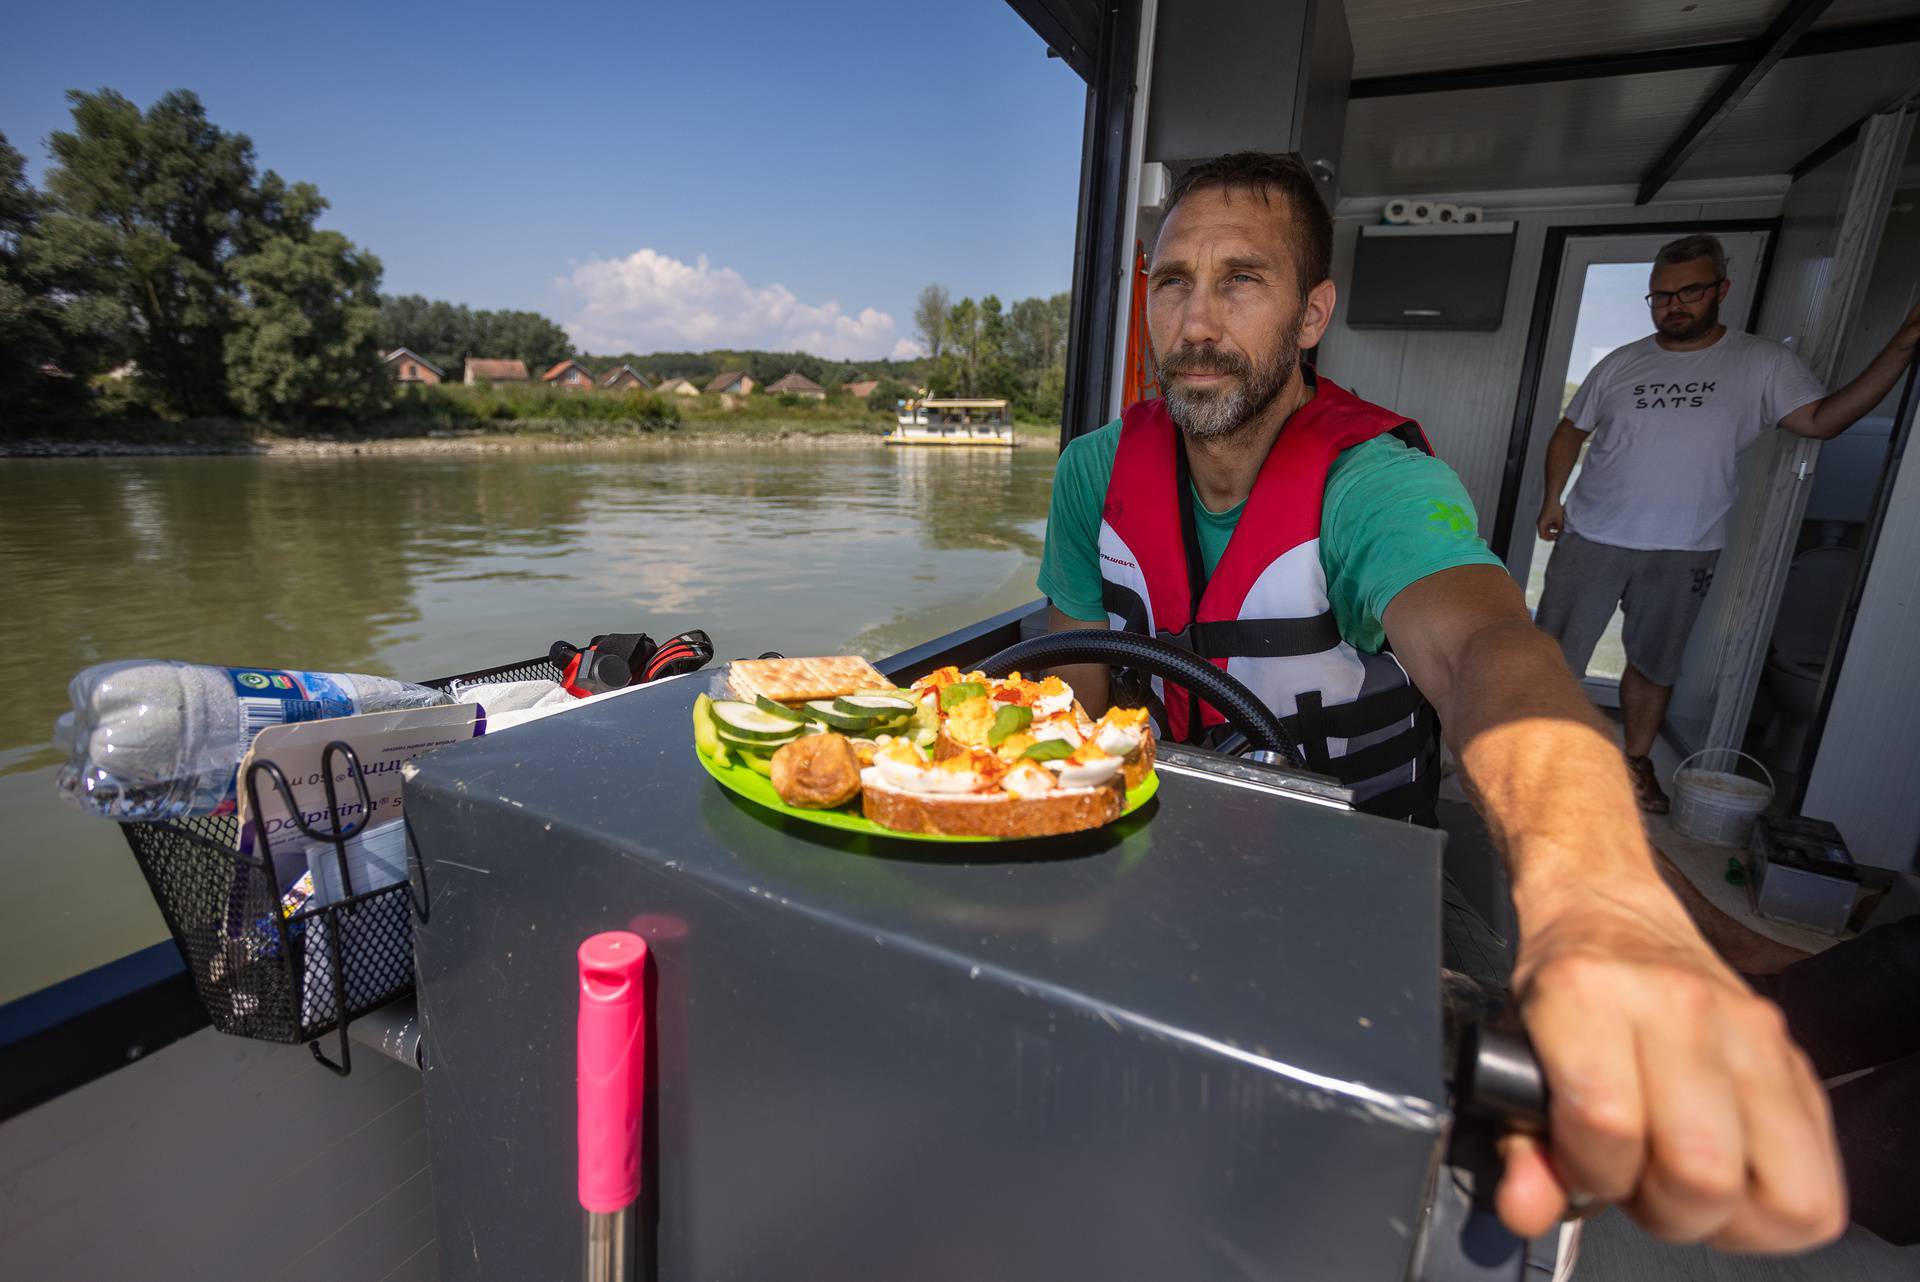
[1498,880,1847,1252]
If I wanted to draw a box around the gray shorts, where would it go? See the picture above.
[1534,530,1719,686]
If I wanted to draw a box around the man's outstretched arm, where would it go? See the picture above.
[1384,564,1846,1252]
[1782,301,1920,440]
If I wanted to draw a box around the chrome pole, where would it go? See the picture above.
[583,1205,633,1282]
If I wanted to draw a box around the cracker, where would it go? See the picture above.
[728,656,890,704]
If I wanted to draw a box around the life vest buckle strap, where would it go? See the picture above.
[1154,624,1201,655]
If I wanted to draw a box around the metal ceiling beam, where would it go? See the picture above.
[1635,0,1839,205]
[1348,17,1920,99]
[1789,119,1864,180]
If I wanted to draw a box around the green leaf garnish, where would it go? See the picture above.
[1018,738,1074,762]
[988,704,1033,747]
[939,681,987,710]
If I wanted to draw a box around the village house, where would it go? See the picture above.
[767,371,827,400]
[600,364,652,391]
[843,378,881,399]
[383,347,444,385]
[541,359,596,390]
[654,377,702,397]
[705,370,755,396]
[464,358,529,385]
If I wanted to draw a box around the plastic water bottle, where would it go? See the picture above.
[54,660,454,820]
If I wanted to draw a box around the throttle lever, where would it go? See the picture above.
[1454,1018,1549,1136]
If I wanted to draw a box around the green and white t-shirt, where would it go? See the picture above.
[1037,420,1503,655]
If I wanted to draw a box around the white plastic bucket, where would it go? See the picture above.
[1669,749,1774,848]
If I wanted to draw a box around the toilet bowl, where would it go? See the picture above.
[1760,544,1858,761]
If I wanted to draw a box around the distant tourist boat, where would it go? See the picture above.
[887,397,1016,447]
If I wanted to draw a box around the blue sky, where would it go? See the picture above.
[1,0,1087,360]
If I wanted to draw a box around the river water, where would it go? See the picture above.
[0,442,1057,1003]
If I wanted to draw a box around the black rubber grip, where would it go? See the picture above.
[978,629,1301,763]
[1457,1021,1549,1136]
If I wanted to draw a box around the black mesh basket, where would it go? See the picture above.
[118,656,562,1074]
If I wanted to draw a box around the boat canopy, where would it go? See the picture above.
[1008,0,1920,439]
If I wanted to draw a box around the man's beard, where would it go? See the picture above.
[1658,295,1720,342]
[1158,331,1297,440]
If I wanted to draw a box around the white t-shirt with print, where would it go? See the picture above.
[1563,330,1825,551]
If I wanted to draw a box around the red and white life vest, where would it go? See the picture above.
[1096,375,1439,822]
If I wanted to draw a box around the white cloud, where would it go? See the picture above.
[557,248,900,360]
[889,336,928,360]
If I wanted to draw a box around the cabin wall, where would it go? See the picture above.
[0,1029,434,1281]
[1319,194,1784,538]
[1803,396,1920,872]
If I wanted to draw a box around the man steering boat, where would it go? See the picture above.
[1038,151,1848,1254]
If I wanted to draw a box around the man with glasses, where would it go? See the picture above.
[1535,233,1920,811]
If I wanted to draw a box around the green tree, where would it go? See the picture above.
[914,283,948,361]
[1,131,125,407]
[0,134,62,403]
[866,376,913,412]
[946,296,980,394]
[34,90,273,415]
[226,227,386,421]
[378,295,573,375]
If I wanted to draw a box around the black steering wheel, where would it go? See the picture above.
[978,629,1302,765]
[982,627,1560,1276]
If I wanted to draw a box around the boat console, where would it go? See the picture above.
[407,658,1552,1280]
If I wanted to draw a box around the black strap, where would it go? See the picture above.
[1356,775,1440,827]
[1323,720,1427,786]
[1100,580,1151,632]
[1388,421,1433,456]
[1158,612,1342,658]
[1293,691,1333,774]
[1170,433,1219,743]
[1280,682,1423,742]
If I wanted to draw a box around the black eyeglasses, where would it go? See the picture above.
[1646,279,1723,307]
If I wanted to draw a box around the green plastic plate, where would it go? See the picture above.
[695,743,1158,843]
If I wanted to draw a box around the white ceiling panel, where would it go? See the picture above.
[1347,0,1920,80]
[1341,68,1722,194]
[1675,44,1920,179]
[1814,0,1920,27]
[1346,0,1777,78]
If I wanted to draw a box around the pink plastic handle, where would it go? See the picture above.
[577,930,649,1213]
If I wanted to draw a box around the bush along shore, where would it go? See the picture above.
[4,383,855,455]
[1,385,1061,457]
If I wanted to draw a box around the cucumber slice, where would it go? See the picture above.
[833,694,915,716]
[803,700,886,731]
[717,726,801,751]
[711,700,809,742]
[753,695,809,724]
[693,694,726,762]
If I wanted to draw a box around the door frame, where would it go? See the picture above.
[1489,218,1783,561]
